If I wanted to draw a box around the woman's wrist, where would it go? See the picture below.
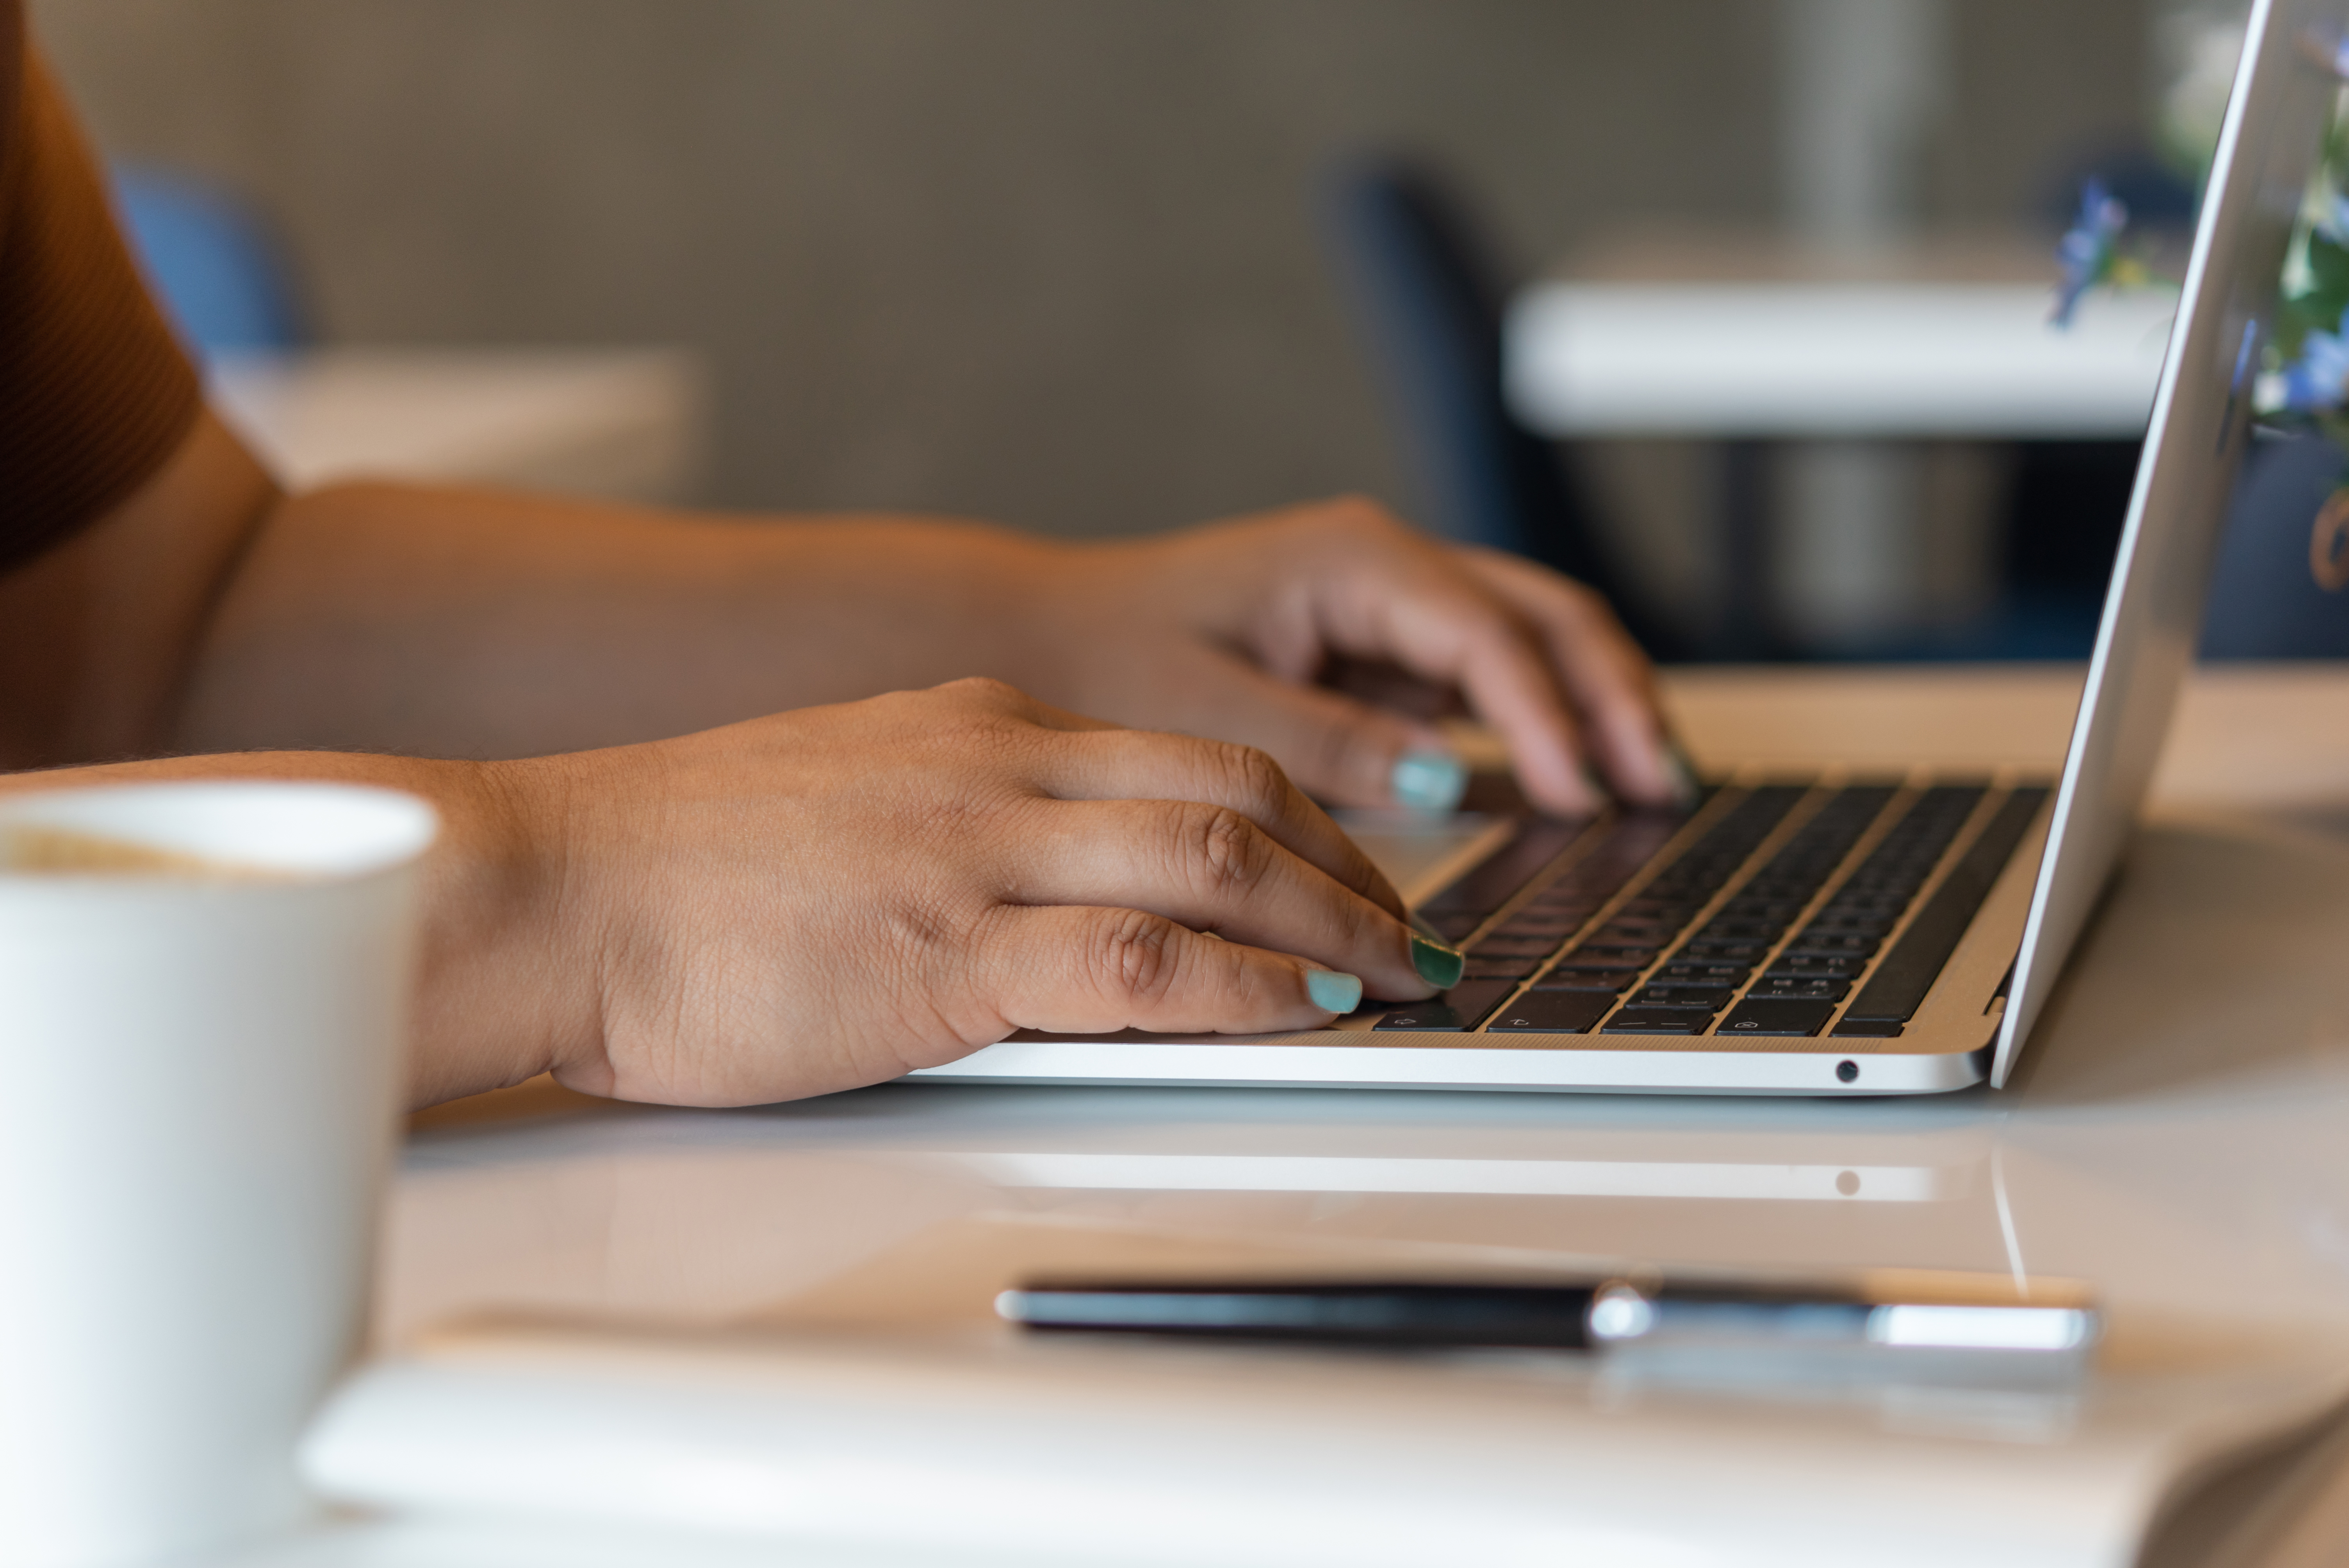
[403,751,605,1107]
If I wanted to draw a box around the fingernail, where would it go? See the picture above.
[1663,743,1701,809]
[1410,928,1465,989]
[1391,750,1467,813]
[1306,969,1365,1014]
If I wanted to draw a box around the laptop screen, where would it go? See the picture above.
[1996,0,2349,1085]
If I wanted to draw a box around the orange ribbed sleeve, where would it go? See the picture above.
[0,8,202,570]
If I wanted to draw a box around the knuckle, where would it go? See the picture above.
[877,891,980,996]
[937,675,1027,710]
[1086,907,1182,1003]
[1172,802,1271,897]
[1206,740,1292,816]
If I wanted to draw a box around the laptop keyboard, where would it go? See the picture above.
[1374,780,2049,1041]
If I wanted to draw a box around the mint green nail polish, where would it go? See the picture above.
[1391,750,1467,814]
[1306,969,1364,1014]
[1411,932,1465,989]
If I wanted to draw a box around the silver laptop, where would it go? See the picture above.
[919,0,2342,1097]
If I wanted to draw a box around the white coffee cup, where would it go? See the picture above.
[0,780,439,1567]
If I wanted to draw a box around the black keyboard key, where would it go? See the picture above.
[1767,953,1866,980]
[1463,956,1540,980]
[1750,975,1849,1002]
[1630,985,1734,1012]
[1677,939,1771,965]
[1784,932,1879,959]
[1594,912,1677,933]
[1825,890,1906,911]
[1374,979,1518,1032]
[1486,989,1615,1033]
[1572,943,1660,966]
[1656,960,1751,985]
[1717,783,1893,894]
[1419,820,1588,918]
[1837,787,2049,1032]
[1604,1007,1711,1034]
[1717,998,1837,1036]
[1719,899,1806,922]
[1616,898,1697,920]
[1588,925,1675,950]
[1548,950,1643,972]
[1804,913,1893,937]
[1648,787,1802,875]
[1470,935,1559,959]
[1535,967,1640,992]
[1695,919,1786,943]
[1422,910,1484,943]
[1496,914,1584,938]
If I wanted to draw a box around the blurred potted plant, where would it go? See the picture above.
[2118,4,2349,652]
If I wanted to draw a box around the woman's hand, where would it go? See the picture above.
[492,678,1453,1107]
[1022,497,1681,818]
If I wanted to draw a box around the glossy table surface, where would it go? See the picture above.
[265,665,2349,1566]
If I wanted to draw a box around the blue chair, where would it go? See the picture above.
[109,163,303,359]
[2201,431,2349,657]
[1319,153,1688,660]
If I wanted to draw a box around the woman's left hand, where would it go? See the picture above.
[1023,496,1681,818]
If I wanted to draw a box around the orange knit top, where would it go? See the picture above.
[0,0,201,570]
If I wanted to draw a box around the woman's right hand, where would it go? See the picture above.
[469,678,1455,1108]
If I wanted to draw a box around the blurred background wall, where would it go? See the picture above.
[30,0,2148,540]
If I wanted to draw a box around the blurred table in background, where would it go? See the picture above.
[209,348,707,505]
[1506,229,2171,656]
[1508,229,2168,439]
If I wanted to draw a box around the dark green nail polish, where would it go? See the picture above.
[1411,932,1465,989]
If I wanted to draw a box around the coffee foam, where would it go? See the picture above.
[2,823,290,880]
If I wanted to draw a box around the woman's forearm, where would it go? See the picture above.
[178,478,1076,760]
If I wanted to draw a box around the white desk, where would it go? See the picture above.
[209,348,706,504]
[1505,233,2171,440]
[1509,281,2171,439]
[239,665,2349,1567]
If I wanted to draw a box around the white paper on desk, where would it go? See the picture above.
[303,1212,2349,1568]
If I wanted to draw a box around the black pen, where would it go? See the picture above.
[997,1270,2098,1365]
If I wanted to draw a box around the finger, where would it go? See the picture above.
[1002,796,1433,1000]
[1311,568,1606,817]
[977,903,1379,1036]
[1023,716,1408,919]
[1161,651,1458,813]
[1456,551,1681,805]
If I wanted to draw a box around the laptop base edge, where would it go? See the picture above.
[908,1042,1991,1097]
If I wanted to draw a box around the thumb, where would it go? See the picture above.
[1209,659,1460,811]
